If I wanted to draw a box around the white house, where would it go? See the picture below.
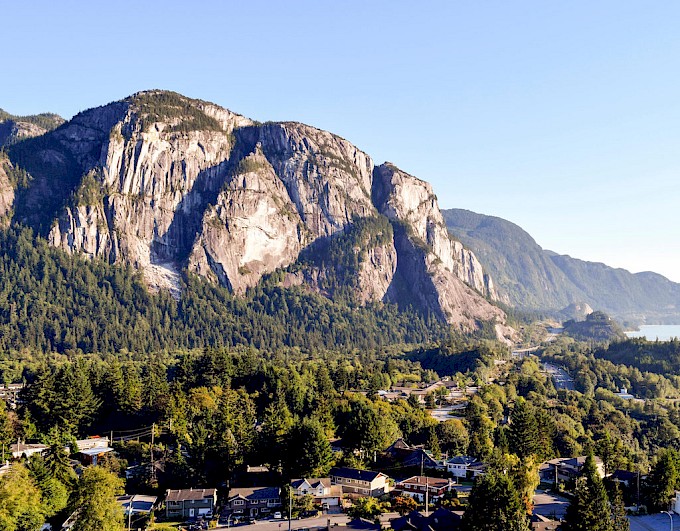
[446,456,485,479]
[290,478,342,507]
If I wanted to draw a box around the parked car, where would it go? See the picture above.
[273,511,282,519]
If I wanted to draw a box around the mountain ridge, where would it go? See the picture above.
[443,208,680,324]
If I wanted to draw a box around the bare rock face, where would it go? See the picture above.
[44,92,252,286]
[357,241,398,304]
[374,163,507,333]
[0,157,15,227]
[256,122,376,238]
[188,146,306,293]
[373,163,498,300]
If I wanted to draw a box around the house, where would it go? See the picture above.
[390,508,463,531]
[290,478,343,507]
[224,487,282,518]
[539,456,605,484]
[395,476,455,503]
[117,494,158,515]
[10,442,48,459]
[609,469,639,487]
[384,439,445,470]
[615,388,635,400]
[446,456,486,479]
[165,488,217,519]
[330,467,390,498]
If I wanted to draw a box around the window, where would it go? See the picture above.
[234,500,244,506]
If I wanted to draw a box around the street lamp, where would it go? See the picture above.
[662,510,673,531]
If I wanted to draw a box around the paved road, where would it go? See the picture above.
[629,513,679,531]
[542,361,575,391]
[215,514,348,531]
[533,491,569,520]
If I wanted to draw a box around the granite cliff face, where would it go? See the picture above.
[4,91,506,334]
[0,156,15,227]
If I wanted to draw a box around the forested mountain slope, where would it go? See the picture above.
[443,208,680,323]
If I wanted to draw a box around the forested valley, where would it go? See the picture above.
[1,225,680,531]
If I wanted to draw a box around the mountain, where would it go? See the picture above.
[0,108,64,146]
[443,208,680,324]
[1,91,508,337]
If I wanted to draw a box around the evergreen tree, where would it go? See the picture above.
[461,469,531,531]
[284,417,334,478]
[508,398,539,459]
[644,448,678,512]
[563,454,613,531]
[610,482,629,531]
[0,399,13,453]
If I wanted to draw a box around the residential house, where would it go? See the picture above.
[384,439,445,470]
[330,467,390,498]
[165,488,217,519]
[290,478,343,507]
[224,487,282,518]
[0,383,23,407]
[395,476,455,503]
[10,442,48,459]
[117,494,158,516]
[539,456,605,484]
[390,508,463,531]
[446,456,485,479]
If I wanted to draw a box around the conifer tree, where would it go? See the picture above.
[461,469,531,531]
[610,482,629,531]
[509,398,539,459]
[563,454,613,531]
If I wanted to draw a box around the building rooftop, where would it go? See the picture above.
[165,488,216,502]
[228,487,280,500]
[330,467,385,482]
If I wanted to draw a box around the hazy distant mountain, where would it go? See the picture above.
[443,208,680,324]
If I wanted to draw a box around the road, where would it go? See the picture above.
[533,490,569,520]
[629,513,680,531]
[542,361,575,391]
[215,512,403,531]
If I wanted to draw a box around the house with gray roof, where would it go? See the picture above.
[224,486,282,518]
[165,488,217,519]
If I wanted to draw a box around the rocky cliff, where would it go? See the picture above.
[0,156,15,227]
[4,91,506,335]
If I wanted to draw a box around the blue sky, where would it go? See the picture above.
[2,1,679,281]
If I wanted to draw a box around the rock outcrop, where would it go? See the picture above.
[0,156,15,227]
[6,90,507,335]
[373,163,499,301]
[373,163,506,331]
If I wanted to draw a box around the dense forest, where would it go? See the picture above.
[0,225,451,363]
[1,218,680,530]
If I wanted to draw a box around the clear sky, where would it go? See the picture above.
[2,1,679,281]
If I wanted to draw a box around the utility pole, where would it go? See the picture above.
[150,423,156,485]
[425,476,429,517]
[128,494,135,531]
[288,485,293,531]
